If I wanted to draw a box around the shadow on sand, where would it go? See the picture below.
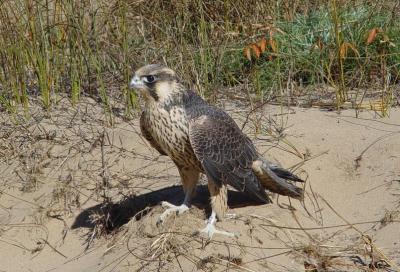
[71,185,264,232]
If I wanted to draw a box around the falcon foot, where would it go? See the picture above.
[156,201,189,226]
[198,211,237,239]
[199,222,236,239]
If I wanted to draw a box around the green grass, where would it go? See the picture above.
[0,0,399,116]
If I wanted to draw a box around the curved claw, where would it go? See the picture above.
[156,202,189,226]
[199,222,237,239]
[161,201,177,209]
[225,213,237,220]
[197,210,237,239]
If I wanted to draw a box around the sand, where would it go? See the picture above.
[0,97,399,272]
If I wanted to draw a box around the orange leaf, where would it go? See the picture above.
[340,42,360,59]
[345,42,360,57]
[243,46,252,61]
[250,44,261,59]
[339,43,347,59]
[258,38,267,53]
[269,38,277,53]
[366,28,380,45]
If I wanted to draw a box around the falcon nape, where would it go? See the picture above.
[130,64,304,238]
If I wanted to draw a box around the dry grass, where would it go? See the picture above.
[1,2,400,266]
[0,0,399,116]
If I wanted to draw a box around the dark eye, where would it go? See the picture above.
[143,75,155,83]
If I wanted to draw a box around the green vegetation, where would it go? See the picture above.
[0,0,399,116]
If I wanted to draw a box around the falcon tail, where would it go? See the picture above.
[252,158,304,200]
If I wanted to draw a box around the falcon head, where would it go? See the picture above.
[130,64,181,103]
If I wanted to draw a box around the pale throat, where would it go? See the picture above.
[154,81,184,103]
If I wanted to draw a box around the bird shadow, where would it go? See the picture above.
[71,185,264,232]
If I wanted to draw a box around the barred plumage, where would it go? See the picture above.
[130,64,304,238]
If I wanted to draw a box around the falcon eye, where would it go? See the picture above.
[143,75,156,84]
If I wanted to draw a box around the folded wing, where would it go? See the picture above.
[188,114,270,204]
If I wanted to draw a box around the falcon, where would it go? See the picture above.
[129,64,304,238]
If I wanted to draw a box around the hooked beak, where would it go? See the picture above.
[129,75,144,89]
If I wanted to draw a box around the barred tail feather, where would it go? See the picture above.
[252,158,304,200]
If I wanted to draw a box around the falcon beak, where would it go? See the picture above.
[129,75,144,89]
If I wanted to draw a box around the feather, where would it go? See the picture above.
[140,111,167,156]
[186,95,269,203]
[252,159,304,199]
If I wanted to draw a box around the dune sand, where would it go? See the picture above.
[0,97,399,271]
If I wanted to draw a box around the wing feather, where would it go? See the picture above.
[188,112,269,204]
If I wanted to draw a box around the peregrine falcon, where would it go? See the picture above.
[130,64,304,238]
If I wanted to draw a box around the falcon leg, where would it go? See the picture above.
[157,167,199,226]
[199,182,236,238]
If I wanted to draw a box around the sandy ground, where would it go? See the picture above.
[0,97,399,272]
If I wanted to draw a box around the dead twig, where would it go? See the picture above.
[355,131,400,169]
[319,195,400,271]
[38,238,68,259]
